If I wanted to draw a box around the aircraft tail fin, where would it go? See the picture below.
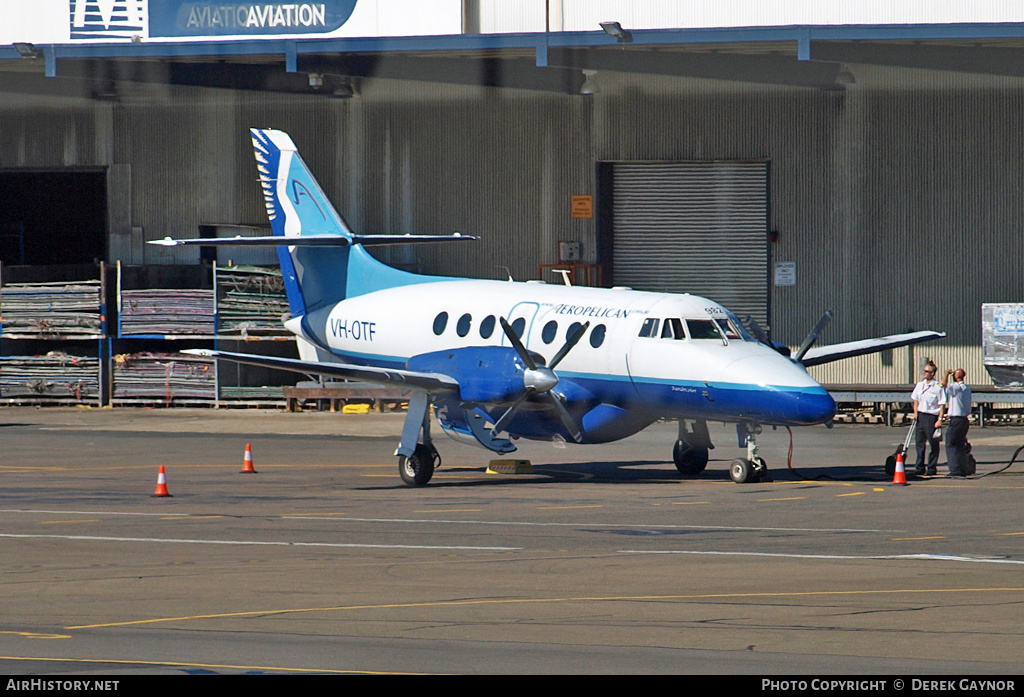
[251,128,354,317]
[152,129,477,324]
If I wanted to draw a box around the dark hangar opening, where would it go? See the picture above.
[0,170,107,266]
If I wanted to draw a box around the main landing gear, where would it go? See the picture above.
[396,391,439,486]
[673,419,712,475]
[399,442,440,486]
[730,422,769,484]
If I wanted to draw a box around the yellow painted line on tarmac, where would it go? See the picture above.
[64,586,1024,631]
[39,520,100,525]
[162,515,225,520]
[671,501,711,505]
[891,536,946,541]
[756,497,805,502]
[0,631,70,639]
[0,655,430,675]
[996,531,1024,536]
[836,492,866,498]
[414,509,483,514]
[537,505,601,510]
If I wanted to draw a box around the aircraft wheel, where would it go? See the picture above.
[730,458,754,484]
[399,444,436,486]
[673,440,709,475]
[752,457,769,482]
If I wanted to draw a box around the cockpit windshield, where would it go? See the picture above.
[637,312,753,342]
[685,319,724,340]
[723,311,755,342]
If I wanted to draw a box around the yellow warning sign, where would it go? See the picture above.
[571,195,593,219]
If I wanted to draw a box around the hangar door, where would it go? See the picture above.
[0,170,107,266]
[604,161,769,327]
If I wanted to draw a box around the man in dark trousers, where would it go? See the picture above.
[942,367,973,477]
[911,360,946,476]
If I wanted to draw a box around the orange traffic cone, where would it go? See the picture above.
[891,451,908,486]
[240,443,257,474]
[152,465,172,497]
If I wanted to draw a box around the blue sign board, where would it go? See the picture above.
[70,1,359,40]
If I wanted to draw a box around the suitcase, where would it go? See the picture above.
[885,422,916,476]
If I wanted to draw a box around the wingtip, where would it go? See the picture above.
[148,236,179,247]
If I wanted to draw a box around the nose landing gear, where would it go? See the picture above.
[730,422,769,483]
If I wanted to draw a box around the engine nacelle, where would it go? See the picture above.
[408,346,542,404]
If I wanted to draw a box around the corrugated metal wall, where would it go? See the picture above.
[2,66,1023,385]
[609,161,769,326]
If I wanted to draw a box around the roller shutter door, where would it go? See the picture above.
[610,161,769,326]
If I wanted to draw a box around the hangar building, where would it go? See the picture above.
[2,0,1024,402]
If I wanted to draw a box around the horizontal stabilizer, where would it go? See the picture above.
[150,233,478,247]
[182,349,460,393]
[799,330,946,367]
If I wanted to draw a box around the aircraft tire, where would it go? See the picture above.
[672,440,709,475]
[399,444,436,486]
[729,458,753,484]
[752,457,769,482]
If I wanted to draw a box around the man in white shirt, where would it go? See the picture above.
[942,367,973,477]
[911,361,946,476]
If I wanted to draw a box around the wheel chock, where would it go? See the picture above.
[486,459,533,475]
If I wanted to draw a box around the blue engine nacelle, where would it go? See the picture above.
[408,346,542,404]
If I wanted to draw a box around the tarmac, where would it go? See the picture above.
[2,407,1024,675]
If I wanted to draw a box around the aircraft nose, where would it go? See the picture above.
[795,387,837,425]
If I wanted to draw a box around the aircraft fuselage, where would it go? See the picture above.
[289,278,837,444]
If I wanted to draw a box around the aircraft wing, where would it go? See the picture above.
[182,349,460,393]
[150,233,477,247]
[799,330,946,367]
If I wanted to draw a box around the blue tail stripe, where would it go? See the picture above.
[250,127,451,320]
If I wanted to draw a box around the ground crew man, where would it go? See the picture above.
[911,360,946,476]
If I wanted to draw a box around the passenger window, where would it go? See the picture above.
[480,315,495,339]
[686,319,723,340]
[456,313,472,337]
[510,317,526,338]
[542,320,558,344]
[639,317,659,338]
[433,312,448,335]
[568,321,584,341]
[661,318,684,340]
[589,324,606,348]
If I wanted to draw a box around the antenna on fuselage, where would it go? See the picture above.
[496,266,514,282]
[550,269,572,286]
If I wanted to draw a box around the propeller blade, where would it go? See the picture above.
[547,393,583,443]
[499,316,537,371]
[548,321,590,370]
[491,386,536,435]
[494,317,587,442]
[794,309,834,362]
[742,315,772,346]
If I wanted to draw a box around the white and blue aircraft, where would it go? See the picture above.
[153,129,944,486]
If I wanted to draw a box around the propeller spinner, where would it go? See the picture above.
[491,317,589,442]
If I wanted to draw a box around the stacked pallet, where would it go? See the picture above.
[0,281,103,338]
[216,266,289,337]
[119,289,215,336]
[112,352,216,402]
[0,353,99,401]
